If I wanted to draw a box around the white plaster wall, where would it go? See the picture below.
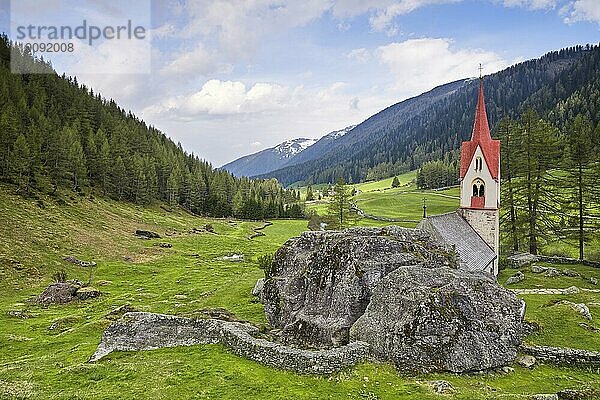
[459,145,500,209]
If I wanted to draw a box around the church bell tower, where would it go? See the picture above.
[458,73,501,275]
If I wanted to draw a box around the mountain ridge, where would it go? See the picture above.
[257,45,598,185]
[221,125,356,177]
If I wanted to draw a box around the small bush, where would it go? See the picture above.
[544,248,571,258]
[307,211,323,231]
[257,253,274,278]
[586,249,600,262]
[52,270,68,283]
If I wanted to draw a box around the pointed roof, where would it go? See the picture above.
[472,79,491,142]
[459,78,500,180]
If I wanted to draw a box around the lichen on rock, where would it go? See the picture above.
[262,226,526,373]
[262,226,456,348]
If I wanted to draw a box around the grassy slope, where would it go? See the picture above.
[1,184,599,399]
[306,171,459,228]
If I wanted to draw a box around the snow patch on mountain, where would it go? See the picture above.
[273,138,318,158]
[323,125,356,140]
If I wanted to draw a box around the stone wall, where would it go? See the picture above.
[90,312,370,374]
[507,253,600,269]
[221,323,370,374]
[521,344,600,365]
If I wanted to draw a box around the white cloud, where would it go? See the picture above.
[367,0,460,32]
[151,23,177,39]
[562,0,600,24]
[330,0,460,32]
[147,79,292,116]
[347,48,370,63]
[501,0,558,9]
[161,43,228,77]
[376,38,510,96]
[175,0,332,59]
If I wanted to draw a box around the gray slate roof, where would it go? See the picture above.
[417,211,496,273]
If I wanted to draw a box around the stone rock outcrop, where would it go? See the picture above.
[34,282,101,305]
[506,271,525,285]
[252,278,265,299]
[507,253,540,268]
[63,256,97,267]
[350,266,525,373]
[34,282,79,305]
[262,226,456,348]
[135,230,161,239]
[90,312,370,374]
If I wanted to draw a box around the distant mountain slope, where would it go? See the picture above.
[278,125,356,169]
[221,126,355,177]
[258,45,598,185]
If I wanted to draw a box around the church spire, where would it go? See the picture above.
[471,76,491,142]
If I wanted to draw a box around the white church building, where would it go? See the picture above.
[417,76,501,276]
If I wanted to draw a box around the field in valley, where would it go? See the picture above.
[1,183,599,399]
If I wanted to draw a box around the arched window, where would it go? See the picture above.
[472,179,485,197]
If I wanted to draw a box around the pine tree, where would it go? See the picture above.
[391,176,400,188]
[498,117,520,252]
[68,138,87,190]
[326,177,355,229]
[9,133,30,191]
[305,185,314,201]
[560,114,599,260]
[514,108,560,255]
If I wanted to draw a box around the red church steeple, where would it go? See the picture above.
[459,78,500,181]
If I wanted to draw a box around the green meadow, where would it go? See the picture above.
[1,183,599,399]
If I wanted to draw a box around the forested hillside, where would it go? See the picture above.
[0,35,301,219]
[260,45,599,185]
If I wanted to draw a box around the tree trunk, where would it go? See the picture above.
[579,163,584,260]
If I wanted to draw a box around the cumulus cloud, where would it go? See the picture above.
[146,79,292,116]
[376,38,510,95]
[562,0,600,24]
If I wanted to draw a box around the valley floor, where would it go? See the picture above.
[0,185,599,399]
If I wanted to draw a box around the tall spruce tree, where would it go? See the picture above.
[560,114,599,259]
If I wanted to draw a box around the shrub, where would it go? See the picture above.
[257,253,274,278]
[52,270,68,283]
[586,248,600,262]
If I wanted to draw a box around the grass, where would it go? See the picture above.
[498,262,600,350]
[1,184,600,399]
[305,172,458,228]
[352,171,417,193]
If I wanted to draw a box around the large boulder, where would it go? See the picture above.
[350,266,525,373]
[262,226,456,348]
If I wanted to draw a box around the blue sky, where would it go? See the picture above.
[0,0,599,166]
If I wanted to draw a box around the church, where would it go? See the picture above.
[417,75,501,276]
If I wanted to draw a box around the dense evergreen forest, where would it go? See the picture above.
[0,35,304,219]
[261,44,600,185]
